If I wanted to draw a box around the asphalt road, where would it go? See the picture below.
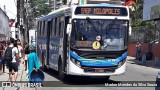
[2,57,159,90]
[33,57,159,90]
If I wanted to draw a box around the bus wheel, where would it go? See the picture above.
[42,53,47,71]
[58,59,65,81]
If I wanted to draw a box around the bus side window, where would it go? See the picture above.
[48,20,53,38]
[37,22,40,36]
[41,21,45,37]
[41,22,44,37]
[38,22,41,36]
[44,21,48,37]
[60,16,65,37]
[52,19,56,37]
[56,17,60,37]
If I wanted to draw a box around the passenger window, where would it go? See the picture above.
[52,19,56,37]
[59,16,65,37]
[37,22,40,36]
[41,22,44,37]
[44,21,48,37]
[38,22,41,36]
[56,17,60,37]
[50,20,53,38]
[43,22,45,37]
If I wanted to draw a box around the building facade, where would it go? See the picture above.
[0,8,10,41]
[143,0,160,43]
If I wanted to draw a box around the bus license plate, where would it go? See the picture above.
[95,69,105,73]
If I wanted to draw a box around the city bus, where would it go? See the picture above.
[36,4,130,80]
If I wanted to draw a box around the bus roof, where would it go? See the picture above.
[38,7,70,21]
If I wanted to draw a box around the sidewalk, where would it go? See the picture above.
[0,62,28,90]
[0,62,28,81]
[127,56,160,69]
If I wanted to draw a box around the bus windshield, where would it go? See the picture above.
[70,19,129,51]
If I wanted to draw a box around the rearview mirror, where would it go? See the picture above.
[67,24,72,34]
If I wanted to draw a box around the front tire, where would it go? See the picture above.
[42,53,47,71]
[58,60,66,81]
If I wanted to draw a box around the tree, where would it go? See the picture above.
[32,0,52,17]
[131,0,143,27]
[131,0,156,43]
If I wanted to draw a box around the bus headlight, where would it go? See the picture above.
[118,59,126,68]
[71,58,81,67]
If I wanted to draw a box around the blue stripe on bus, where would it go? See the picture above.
[70,50,127,67]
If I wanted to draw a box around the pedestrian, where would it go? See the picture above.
[27,43,40,82]
[0,42,3,75]
[23,42,30,71]
[1,41,7,73]
[17,39,23,69]
[5,41,11,68]
[0,59,2,75]
[136,42,142,60]
[5,38,19,83]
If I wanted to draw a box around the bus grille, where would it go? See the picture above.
[83,67,117,73]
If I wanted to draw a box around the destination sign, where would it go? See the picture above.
[75,7,128,16]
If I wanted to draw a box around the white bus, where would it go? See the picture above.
[37,4,130,80]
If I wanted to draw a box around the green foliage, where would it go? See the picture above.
[130,0,144,27]
[131,20,148,27]
[130,0,157,43]
[32,0,52,17]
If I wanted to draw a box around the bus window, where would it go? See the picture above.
[50,19,53,38]
[44,21,48,37]
[52,19,56,37]
[43,21,46,37]
[59,16,64,37]
[60,16,65,37]
[38,22,41,36]
[56,17,60,37]
[37,22,40,36]
[41,22,44,37]
[60,21,64,37]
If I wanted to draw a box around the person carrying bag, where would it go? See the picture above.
[27,43,44,83]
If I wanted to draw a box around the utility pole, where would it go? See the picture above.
[19,0,25,44]
[17,0,20,28]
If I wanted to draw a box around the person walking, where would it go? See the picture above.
[0,42,3,75]
[0,58,2,75]
[5,38,19,83]
[27,43,40,82]
[136,42,142,61]
[24,42,30,71]
[5,41,11,68]
[17,39,23,70]
[1,41,7,73]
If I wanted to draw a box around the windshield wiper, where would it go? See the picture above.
[105,18,118,34]
[86,17,99,35]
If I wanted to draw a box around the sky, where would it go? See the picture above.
[0,0,17,19]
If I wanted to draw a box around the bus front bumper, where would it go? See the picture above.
[68,60,126,76]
